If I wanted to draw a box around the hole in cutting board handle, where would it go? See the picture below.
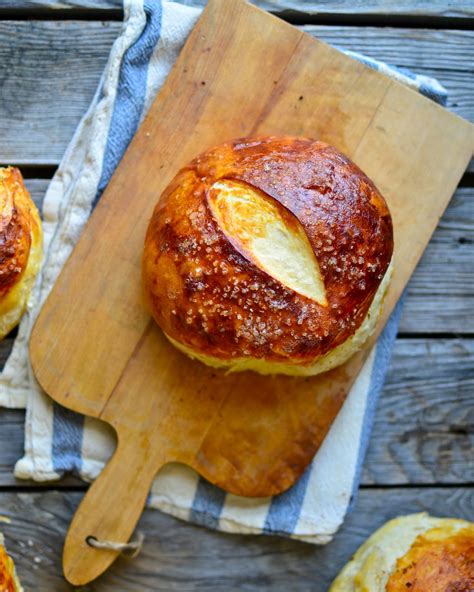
[85,533,145,558]
[85,535,103,549]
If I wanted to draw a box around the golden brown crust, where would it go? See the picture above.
[387,528,474,592]
[143,136,393,365]
[0,543,17,592]
[0,168,37,299]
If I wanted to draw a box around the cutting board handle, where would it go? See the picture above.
[62,434,164,585]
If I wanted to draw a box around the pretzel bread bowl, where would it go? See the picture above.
[330,513,474,591]
[143,136,393,376]
[0,167,42,339]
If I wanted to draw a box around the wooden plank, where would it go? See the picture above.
[1,0,473,19]
[175,0,474,19]
[0,21,118,166]
[400,187,474,333]
[0,487,472,591]
[1,0,119,9]
[16,181,474,336]
[362,338,474,485]
[0,0,121,10]
[21,179,47,209]
[0,22,472,166]
[1,337,472,486]
[303,25,474,70]
[401,295,474,333]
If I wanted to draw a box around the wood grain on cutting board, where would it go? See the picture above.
[29,0,473,584]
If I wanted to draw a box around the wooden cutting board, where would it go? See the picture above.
[29,0,473,584]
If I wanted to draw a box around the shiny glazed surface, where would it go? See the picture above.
[143,136,393,371]
[387,526,474,592]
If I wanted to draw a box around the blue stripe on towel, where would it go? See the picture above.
[51,0,163,477]
[190,477,226,528]
[94,0,163,204]
[263,466,312,535]
[393,65,417,81]
[52,405,84,474]
[419,80,448,106]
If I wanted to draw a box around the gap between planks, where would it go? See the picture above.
[0,1,473,30]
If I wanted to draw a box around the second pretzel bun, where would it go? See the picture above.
[330,513,474,591]
[143,136,393,376]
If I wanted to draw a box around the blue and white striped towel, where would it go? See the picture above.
[0,1,447,543]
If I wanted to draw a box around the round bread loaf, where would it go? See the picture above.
[330,513,474,592]
[143,136,393,376]
[0,167,42,339]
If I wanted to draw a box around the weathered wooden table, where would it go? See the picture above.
[0,1,473,590]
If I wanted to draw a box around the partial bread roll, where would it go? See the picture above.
[143,136,393,376]
[330,513,474,592]
[0,168,42,339]
[0,530,22,592]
